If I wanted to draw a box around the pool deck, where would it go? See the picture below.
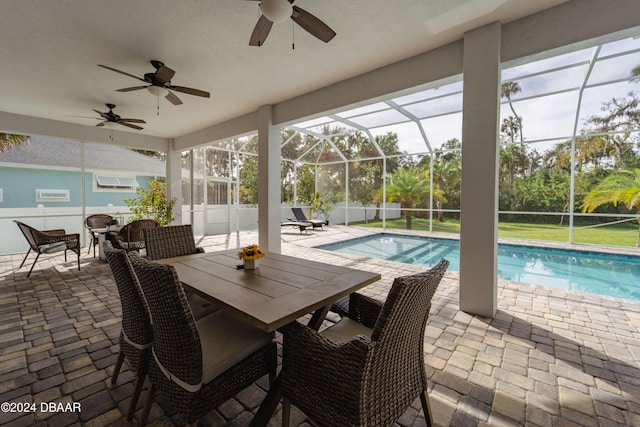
[1,225,639,426]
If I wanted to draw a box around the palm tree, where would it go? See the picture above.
[0,133,29,152]
[501,81,523,142]
[431,156,457,221]
[386,165,446,230]
[582,168,640,247]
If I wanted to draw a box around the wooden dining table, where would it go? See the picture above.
[157,249,381,426]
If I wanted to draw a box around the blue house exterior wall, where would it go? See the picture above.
[0,166,157,208]
[0,167,81,208]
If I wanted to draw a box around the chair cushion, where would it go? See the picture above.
[117,240,144,250]
[197,310,274,384]
[321,317,373,343]
[186,292,220,320]
[39,241,67,254]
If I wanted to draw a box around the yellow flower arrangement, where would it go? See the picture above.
[237,244,266,261]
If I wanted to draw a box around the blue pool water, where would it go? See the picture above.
[317,233,640,301]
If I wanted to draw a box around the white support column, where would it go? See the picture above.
[258,105,282,254]
[459,22,501,317]
[166,139,183,225]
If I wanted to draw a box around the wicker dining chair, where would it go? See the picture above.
[84,214,113,257]
[14,220,81,277]
[143,224,204,260]
[104,242,153,421]
[128,254,278,426]
[143,224,218,320]
[116,219,161,253]
[280,258,450,427]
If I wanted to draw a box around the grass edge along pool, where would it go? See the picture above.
[316,233,640,302]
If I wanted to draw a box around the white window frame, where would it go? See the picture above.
[94,174,139,192]
[36,189,70,202]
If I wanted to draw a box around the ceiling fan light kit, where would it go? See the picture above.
[147,85,169,97]
[249,0,336,47]
[260,0,292,23]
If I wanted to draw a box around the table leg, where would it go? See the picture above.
[249,375,282,427]
[307,305,330,331]
[98,233,106,261]
[249,305,331,426]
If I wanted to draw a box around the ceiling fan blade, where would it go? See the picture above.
[117,85,149,92]
[92,109,111,120]
[67,115,100,120]
[165,91,183,105]
[117,121,144,131]
[96,122,105,127]
[291,6,336,43]
[118,118,146,123]
[249,15,274,46]
[155,65,175,83]
[98,64,146,82]
[170,86,210,98]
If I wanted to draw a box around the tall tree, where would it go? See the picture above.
[431,154,458,221]
[501,116,521,144]
[501,81,523,142]
[585,93,640,170]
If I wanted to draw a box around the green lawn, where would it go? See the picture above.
[354,217,639,247]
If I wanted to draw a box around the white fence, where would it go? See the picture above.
[1,203,401,255]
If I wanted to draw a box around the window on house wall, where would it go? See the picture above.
[94,174,139,191]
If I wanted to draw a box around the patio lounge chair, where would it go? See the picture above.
[289,207,328,230]
[281,221,312,234]
[14,220,81,277]
[279,258,450,427]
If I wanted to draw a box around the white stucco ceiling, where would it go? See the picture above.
[0,0,569,139]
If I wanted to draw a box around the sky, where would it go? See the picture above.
[292,35,640,159]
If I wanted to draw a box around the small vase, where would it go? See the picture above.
[244,259,259,270]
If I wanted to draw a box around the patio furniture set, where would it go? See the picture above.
[14,208,326,277]
[13,215,449,426]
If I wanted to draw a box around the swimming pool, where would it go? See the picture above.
[317,233,640,301]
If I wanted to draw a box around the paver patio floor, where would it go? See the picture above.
[1,226,639,426]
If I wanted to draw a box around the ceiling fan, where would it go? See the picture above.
[247,0,336,47]
[70,104,146,130]
[97,60,210,105]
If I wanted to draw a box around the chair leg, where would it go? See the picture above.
[26,253,41,278]
[281,396,291,427]
[18,248,32,269]
[140,383,155,426]
[420,390,434,427]
[111,350,125,384]
[127,374,146,421]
